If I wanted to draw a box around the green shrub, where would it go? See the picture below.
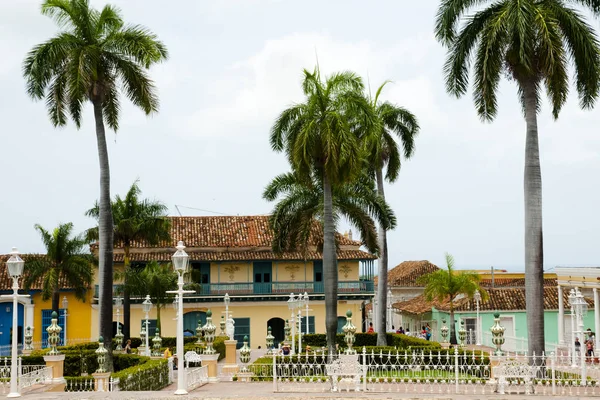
[111,359,170,391]
[302,333,440,350]
[158,336,197,349]
[182,336,227,361]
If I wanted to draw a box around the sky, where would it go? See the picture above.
[0,0,599,272]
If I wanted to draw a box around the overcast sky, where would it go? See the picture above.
[1,0,599,271]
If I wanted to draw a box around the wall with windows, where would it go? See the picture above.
[33,291,93,344]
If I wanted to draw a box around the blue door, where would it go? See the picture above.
[0,302,24,353]
[313,261,323,293]
[233,317,250,349]
[253,262,272,294]
[183,311,206,336]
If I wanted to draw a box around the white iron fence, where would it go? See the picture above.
[482,332,560,354]
[186,365,208,390]
[251,348,600,396]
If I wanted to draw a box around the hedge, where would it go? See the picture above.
[184,335,227,361]
[111,358,170,391]
[301,333,440,350]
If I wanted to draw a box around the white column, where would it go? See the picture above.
[558,286,565,345]
[594,288,600,352]
[571,306,577,366]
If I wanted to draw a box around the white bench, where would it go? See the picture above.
[325,354,365,392]
[184,351,202,368]
[493,360,537,394]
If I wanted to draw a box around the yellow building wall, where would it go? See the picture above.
[338,261,360,281]
[33,291,93,343]
[211,262,251,283]
[274,261,312,282]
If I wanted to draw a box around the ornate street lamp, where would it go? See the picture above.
[3,248,29,398]
[62,296,69,346]
[142,295,153,357]
[569,287,588,385]
[114,297,123,351]
[387,289,393,332]
[303,292,309,335]
[287,293,301,354]
[224,293,231,338]
[473,290,481,345]
[167,241,195,395]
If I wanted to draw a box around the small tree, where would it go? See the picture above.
[23,223,93,314]
[418,253,487,345]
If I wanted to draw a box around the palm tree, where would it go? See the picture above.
[86,180,171,342]
[117,261,177,333]
[269,68,375,352]
[417,253,486,345]
[23,0,168,349]
[23,223,93,314]
[435,0,600,356]
[264,171,396,256]
[364,81,419,346]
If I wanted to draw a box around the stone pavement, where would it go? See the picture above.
[17,382,600,400]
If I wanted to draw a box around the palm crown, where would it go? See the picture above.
[436,0,600,120]
[23,0,168,129]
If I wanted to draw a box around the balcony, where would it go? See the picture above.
[94,280,374,298]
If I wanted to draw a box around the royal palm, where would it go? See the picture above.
[364,82,419,346]
[23,0,168,348]
[435,0,600,356]
[269,68,375,351]
[23,223,93,315]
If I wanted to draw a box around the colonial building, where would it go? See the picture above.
[90,215,376,348]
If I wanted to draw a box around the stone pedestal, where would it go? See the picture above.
[200,354,220,383]
[441,343,450,350]
[92,372,111,392]
[137,346,147,356]
[44,354,66,384]
[487,355,504,386]
[22,349,32,356]
[238,371,254,382]
[222,340,239,375]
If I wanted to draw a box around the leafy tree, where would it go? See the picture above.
[116,261,177,333]
[264,171,396,255]
[435,0,600,356]
[23,223,93,314]
[363,81,419,346]
[269,68,375,352]
[23,0,168,353]
[417,253,486,345]
[86,180,171,341]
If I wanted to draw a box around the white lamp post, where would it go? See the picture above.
[167,241,195,395]
[387,289,392,332]
[142,295,153,357]
[474,290,481,346]
[2,248,29,398]
[569,287,588,385]
[62,296,68,346]
[224,293,230,338]
[288,293,301,355]
[303,292,309,335]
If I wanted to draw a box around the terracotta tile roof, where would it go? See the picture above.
[116,249,376,263]
[479,278,557,288]
[94,215,363,249]
[392,287,594,315]
[0,254,77,291]
[376,261,439,287]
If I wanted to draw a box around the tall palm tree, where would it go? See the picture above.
[435,0,600,356]
[264,171,396,256]
[270,68,375,352]
[23,0,168,350]
[117,261,177,333]
[23,223,93,314]
[86,180,171,341]
[417,253,486,345]
[364,81,419,346]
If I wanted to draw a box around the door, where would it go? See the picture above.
[184,311,206,336]
[268,317,285,348]
[464,318,477,344]
[313,261,323,293]
[500,316,516,351]
[253,262,272,294]
[337,316,346,333]
[233,317,250,349]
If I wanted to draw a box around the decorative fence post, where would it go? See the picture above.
[342,310,356,354]
[152,328,163,357]
[200,310,220,383]
[114,324,124,352]
[440,319,449,349]
[139,326,147,356]
[284,319,291,344]
[196,320,204,346]
[220,316,226,336]
[92,337,110,392]
[43,311,66,388]
[238,335,253,382]
[551,351,556,395]
[362,346,367,392]
[266,326,275,355]
[454,347,459,394]
[23,326,33,355]
[458,320,467,349]
[490,312,505,356]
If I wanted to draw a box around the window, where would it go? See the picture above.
[191,262,210,284]
[233,317,250,349]
[299,316,315,334]
[41,309,65,347]
[140,319,158,337]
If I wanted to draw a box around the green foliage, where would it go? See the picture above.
[111,359,170,391]
[183,335,227,361]
[302,333,440,349]
[22,223,93,309]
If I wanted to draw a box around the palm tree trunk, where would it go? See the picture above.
[322,172,338,356]
[449,301,457,345]
[52,290,60,316]
[93,100,115,369]
[156,305,161,334]
[375,166,388,346]
[522,79,545,359]
[123,247,131,343]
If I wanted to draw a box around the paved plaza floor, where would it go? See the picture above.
[19,381,600,400]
